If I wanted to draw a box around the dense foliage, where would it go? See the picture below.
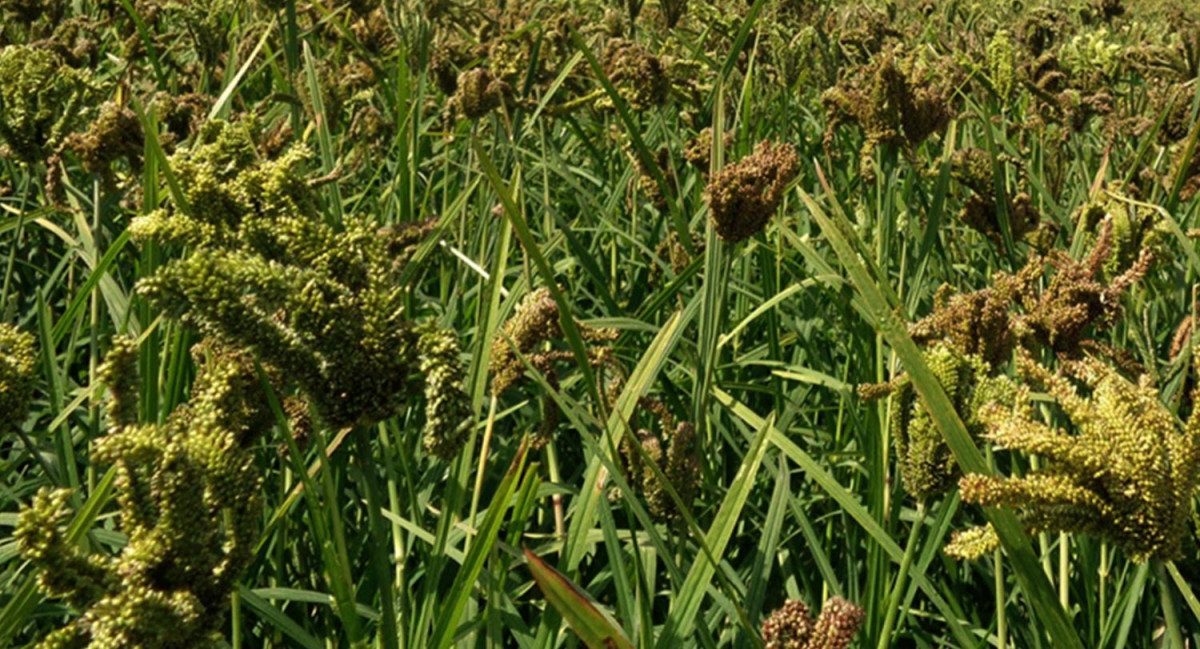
[3,0,1200,647]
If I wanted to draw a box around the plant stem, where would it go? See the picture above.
[995,547,1006,649]
[1059,532,1069,609]
[876,502,926,649]
[352,427,400,649]
[0,174,30,315]
[468,394,499,552]
[1157,560,1185,649]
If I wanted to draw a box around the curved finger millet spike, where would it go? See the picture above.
[16,343,272,649]
[951,355,1200,563]
[130,119,471,456]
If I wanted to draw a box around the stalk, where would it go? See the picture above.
[1157,560,1185,649]
[995,548,1006,649]
[1059,532,1069,609]
[352,427,400,649]
[468,394,499,551]
[1098,544,1108,633]
[544,440,566,542]
[0,175,30,313]
[875,502,926,649]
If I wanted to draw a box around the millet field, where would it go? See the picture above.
[3,0,1200,647]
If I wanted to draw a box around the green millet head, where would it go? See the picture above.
[706,140,798,243]
[987,29,1017,101]
[98,337,140,429]
[134,120,461,434]
[17,343,269,648]
[944,522,1000,560]
[953,355,1200,562]
[0,45,95,163]
[0,323,36,433]
[418,322,473,460]
[877,343,1016,501]
[15,487,112,609]
[601,38,669,110]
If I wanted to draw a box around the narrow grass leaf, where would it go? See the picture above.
[525,548,634,649]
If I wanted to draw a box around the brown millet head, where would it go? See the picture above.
[489,288,563,396]
[705,140,799,243]
[62,101,143,174]
[809,597,866,649]
[1170,315,1195,362]
[762,599,814,649]
[450,67,510,120]
[762,596,864,649]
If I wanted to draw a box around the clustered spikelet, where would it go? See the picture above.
[1171,315,1196,362]
[867,209,1155,504]
[16,343,270,648]
[909,277,1025,369]
[0,323,36,434]
[614,398,701,521]
[418,323,472,459]
[683,127,733,173]
[822,46,960,181]
[97,336,139,428]
[950,147,1042,248]
[1071,185,1167,281]
[705,140,799,243]
[61,100,143,175]
[1016,223,1152,356]
[862,343,1016,500]
[948,355,1200,562]
[761,596,864,649]
[281,395,313,455]
[601,38,669,110]
[1021,50,1114,134]
[489,287,617,446]
[0,45,95,163]
[630,145,675,211]
[987,29,1017,101]
[149,91,211,148]
[652,230,704,281]
[944,523,1001,560]
[449,67,510,120]
[904,221,1147,365]
[0,0,47,24]
[130,120,471,456]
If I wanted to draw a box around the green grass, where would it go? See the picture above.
[3,1,1200,648]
